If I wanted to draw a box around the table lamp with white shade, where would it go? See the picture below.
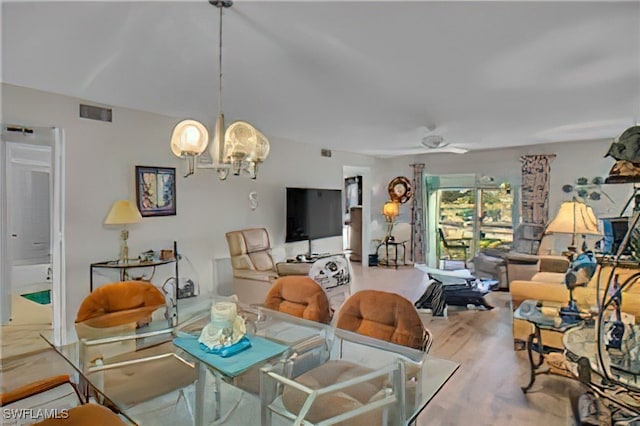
[104,200,142,264]
[544,198,601,255]
[545,198,600,322]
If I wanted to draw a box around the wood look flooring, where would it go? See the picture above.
[1,324,52,360]
[1,346,74,392]
[418,292,580,425]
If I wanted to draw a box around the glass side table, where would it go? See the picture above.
[89,257,178,291]
[514,299,588,392]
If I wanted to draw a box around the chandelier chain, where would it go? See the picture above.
[218,5,223,114]
[211,0,231,113]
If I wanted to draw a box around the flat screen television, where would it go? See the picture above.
[286,187,342,243]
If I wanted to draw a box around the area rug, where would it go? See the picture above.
[20,289,51,305]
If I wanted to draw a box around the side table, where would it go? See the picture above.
[90,242,182,326]
[514,299,586,392]
[376,239,408,269]
[90,257,178,291]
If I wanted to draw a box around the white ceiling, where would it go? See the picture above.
[3,1,640,157]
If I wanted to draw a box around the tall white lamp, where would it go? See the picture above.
[105,200,142,264]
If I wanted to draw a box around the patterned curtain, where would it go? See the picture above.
[410,164,426,263]
[520,154,556,225]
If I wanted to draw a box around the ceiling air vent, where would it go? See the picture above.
[79,104,112,122]
[6,126,34,134]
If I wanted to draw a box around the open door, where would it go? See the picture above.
[1,125,66,345]
[343,166,371,268]
[344,176,362,262]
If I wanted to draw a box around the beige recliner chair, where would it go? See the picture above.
[226,228,279,304]
[226,228,311,304]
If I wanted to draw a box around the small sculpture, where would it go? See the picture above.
[198,301,246,350]
[605,126,640,182]
[560,251,597,323]
[605,126,640,162]
[608,160,640,178]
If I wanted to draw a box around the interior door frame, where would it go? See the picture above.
[343,165,371,268]
[0,126,66,345]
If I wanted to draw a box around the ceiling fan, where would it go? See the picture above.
[421,135,468,154]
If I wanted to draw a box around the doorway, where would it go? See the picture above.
[1,125,66,345]
[344,175,363,262]
[7,142,52,324]
[343,166,371,268]
[426,174,514,268]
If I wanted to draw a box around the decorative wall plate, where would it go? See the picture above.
[388,176,412,204]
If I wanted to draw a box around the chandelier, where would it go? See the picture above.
[170,0,270,179]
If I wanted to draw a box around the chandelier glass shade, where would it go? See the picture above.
[170,119,210,157]
[223,121,271,176]
[170,0,269,180]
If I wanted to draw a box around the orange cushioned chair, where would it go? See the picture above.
[34,403,126,425]
[0,375,77,406]
[264,276,332,324]
[336,290,430,351]
[75,281,166,328]
[264,289,429,425]
[74,281,196,417]
[280,360,389,425]
[1,375,125,426]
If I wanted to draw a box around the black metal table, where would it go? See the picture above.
[376,239,407,269]
[514,299,584,392]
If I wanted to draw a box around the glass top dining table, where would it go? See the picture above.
[41,296,458,425]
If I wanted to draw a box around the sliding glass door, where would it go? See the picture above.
[438,188,476,266]
[426,174,515,268]
[479,188,514,249]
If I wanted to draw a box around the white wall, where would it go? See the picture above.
[373,141,634,256]
[2,83,376,334]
